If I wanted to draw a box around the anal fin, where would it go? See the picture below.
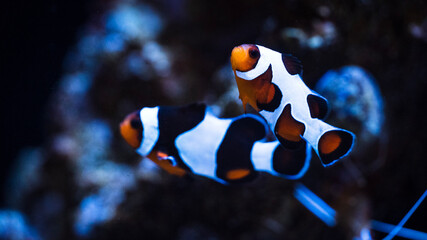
[318,130,354,166]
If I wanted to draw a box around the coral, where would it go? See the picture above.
[0,210,41,240]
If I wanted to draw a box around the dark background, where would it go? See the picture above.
[2,0,427,239]
[1,0,92,205]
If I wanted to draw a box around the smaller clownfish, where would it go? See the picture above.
[230,44,355,166]
[120,103,311,184]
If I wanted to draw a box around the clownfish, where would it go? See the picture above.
[120,103,311,184]
[230,44,355,166]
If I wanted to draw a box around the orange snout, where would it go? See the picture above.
[120,111,143,149]
[230,44,260,72]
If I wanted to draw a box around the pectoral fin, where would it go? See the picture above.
[157,151,177,166]
[275,104,306,149]
[147,151,187,177]
[257,83,282,112]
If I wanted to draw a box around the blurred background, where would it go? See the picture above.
[2,0,427,239]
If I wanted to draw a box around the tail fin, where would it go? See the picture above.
[251,141,311,180]
[293,183,336,227]
[303,120,355,166]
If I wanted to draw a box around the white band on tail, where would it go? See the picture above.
[137,107,160,156]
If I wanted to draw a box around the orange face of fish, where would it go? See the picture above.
[231,44,277,112]
[120,111,143,149]
[230,44,260,72]
[120,110,187,177]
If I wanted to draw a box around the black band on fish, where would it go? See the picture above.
[282,53,303,76]
[155,103,207,172]
[130,111,143,142]
[215,117,266,183]
[307,94,329,120]
[257,83,282,112]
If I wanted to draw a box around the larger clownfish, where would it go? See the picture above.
[120,103,311,184]
[230,44,355,166]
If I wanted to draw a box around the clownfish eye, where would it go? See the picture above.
[249,48,260,59]
[130,118,142,129]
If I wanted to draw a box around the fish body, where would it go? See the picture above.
[231,44,355,166]
[120,103,311,184]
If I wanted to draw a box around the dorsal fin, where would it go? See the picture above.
[282,54,303,75]
[307,94,329,120]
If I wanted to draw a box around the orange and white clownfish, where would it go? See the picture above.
[120,103,311,184]
[230,44,355,166]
